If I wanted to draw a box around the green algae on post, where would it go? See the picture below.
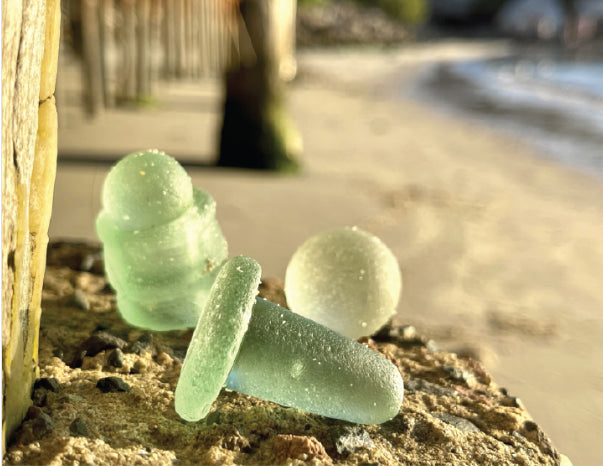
[175,256,404,425]
[96,150,228,330]
[285,226,402,339]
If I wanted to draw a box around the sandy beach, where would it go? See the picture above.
[52,43,603,464]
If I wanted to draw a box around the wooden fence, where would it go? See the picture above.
[67,0,243,115]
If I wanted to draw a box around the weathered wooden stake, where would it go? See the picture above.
[82,0,104,114]
[136,0,152,98]
[2,0,61,451]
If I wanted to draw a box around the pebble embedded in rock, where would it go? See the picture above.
[127,332,153,355]
[33,377,61,392]
[32,389,47,407]
[205,410,221,426]
[442,366,477,388]
[13,409,55,444]
[334,426,375,455]
[433,413,480,434]
[70,331,127,367]
[96,376,131,393]
[67,289,90,311]
[26,406,44,420]
[405,379,460,398]
[107,348,124,368]
[80,251,104,274]
[69,417,89,437]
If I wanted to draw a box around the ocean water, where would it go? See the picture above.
[414,55,603,177]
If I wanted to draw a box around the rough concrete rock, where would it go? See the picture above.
[3,242,569,465]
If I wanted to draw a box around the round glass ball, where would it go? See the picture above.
[285,227,402,339]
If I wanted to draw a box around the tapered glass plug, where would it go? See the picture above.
[175,256,404,425]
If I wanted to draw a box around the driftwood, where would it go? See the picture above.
[2,0,61,451]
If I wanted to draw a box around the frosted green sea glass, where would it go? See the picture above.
[228,297,405,424]
[285,226,402,339]
[175,256,261,422]
[96,150,228,330]
[175,256,404,425]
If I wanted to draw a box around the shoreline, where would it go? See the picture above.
[294,46,603,465]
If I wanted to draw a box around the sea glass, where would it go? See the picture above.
[285,227,402,339]
[175,256,404,424]
[96,150,228,330]
[175,256,261,422]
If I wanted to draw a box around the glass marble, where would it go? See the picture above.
[285,227,402,339]
[96,150,228,330]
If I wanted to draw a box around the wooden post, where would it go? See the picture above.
[121,0,136,100]
[101,0,116,107]
[2,0,61,450]
[218,0,301,171]
[136,0,151,98]
[81,0,104,114]
[150,0,163,82]
[164,0,176,78]
[175,0,185,77]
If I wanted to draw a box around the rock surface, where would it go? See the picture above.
[4,241,567,465]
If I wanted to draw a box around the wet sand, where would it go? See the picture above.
[53,43,603,464]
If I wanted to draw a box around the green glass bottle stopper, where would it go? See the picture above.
[175,255,404,425]
[284,226,402,339]
[96,149,228,330]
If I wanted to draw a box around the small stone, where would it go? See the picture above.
[334,426,375,455]
[273,434,332,464]
[425,339,439,352]
[155,351,173,367]
[522,420,539,434]
[405,378,459,398]
[69,417,89,437]
[107,348,124,368]
[70,332,127,367]
[502,395,524,409]
[127,332,153,355]
[442,366,477,388]
[205,410,221,426]
[96,376,131,393]
[33,377,61,392]
[26,406,44,420]
[433,413,481,433]
[399,325,417,340]
[60,394,87,404]
[67,289,90,311]
[13,410,54,444]
[32,389,47,407]
[370,320,398,341]
[80,251,104,274]
[131,358,149,374]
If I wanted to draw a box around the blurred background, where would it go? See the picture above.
[51,1,603,464]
